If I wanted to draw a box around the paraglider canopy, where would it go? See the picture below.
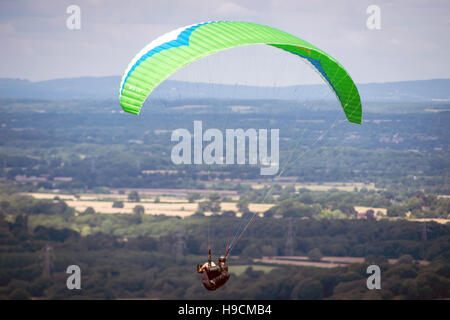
[119,21,362,124]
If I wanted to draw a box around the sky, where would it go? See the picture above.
[0,0,449,85]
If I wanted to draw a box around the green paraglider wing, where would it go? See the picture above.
[119,21,362,124]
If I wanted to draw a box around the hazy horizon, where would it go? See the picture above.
[2,75,450,86]
[0,0,449,86]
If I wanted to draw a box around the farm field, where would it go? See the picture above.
[254,256,430,268]
[294,182,379,192]
[24,191,450,224]
[230,265,277,276]
[23,192,274,217]
[22,191,450,223]
[354,206,387,216]
[247,181,379,192]
[111,188,238,196]
[254,257,347,268]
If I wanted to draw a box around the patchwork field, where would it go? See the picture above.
[254,256,430,268]
[23,192,273,217]
[22,191,449,224]
[230,265,276,276]
[248,181,379,192]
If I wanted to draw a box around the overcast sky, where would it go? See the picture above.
[0,0,449,85]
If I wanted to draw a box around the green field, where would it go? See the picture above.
[230,265,277,276]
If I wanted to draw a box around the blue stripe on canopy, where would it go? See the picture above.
[120,22,210,95]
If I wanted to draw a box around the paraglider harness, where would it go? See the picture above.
[197,248,230,291]
[197,203,259,291]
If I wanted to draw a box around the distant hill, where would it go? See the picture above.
[0,76,448,102]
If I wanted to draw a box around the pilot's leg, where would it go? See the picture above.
[202,270,216,290]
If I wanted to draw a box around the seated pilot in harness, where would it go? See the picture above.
[197,249,230,291]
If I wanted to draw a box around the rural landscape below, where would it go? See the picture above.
[0,76,448,300]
